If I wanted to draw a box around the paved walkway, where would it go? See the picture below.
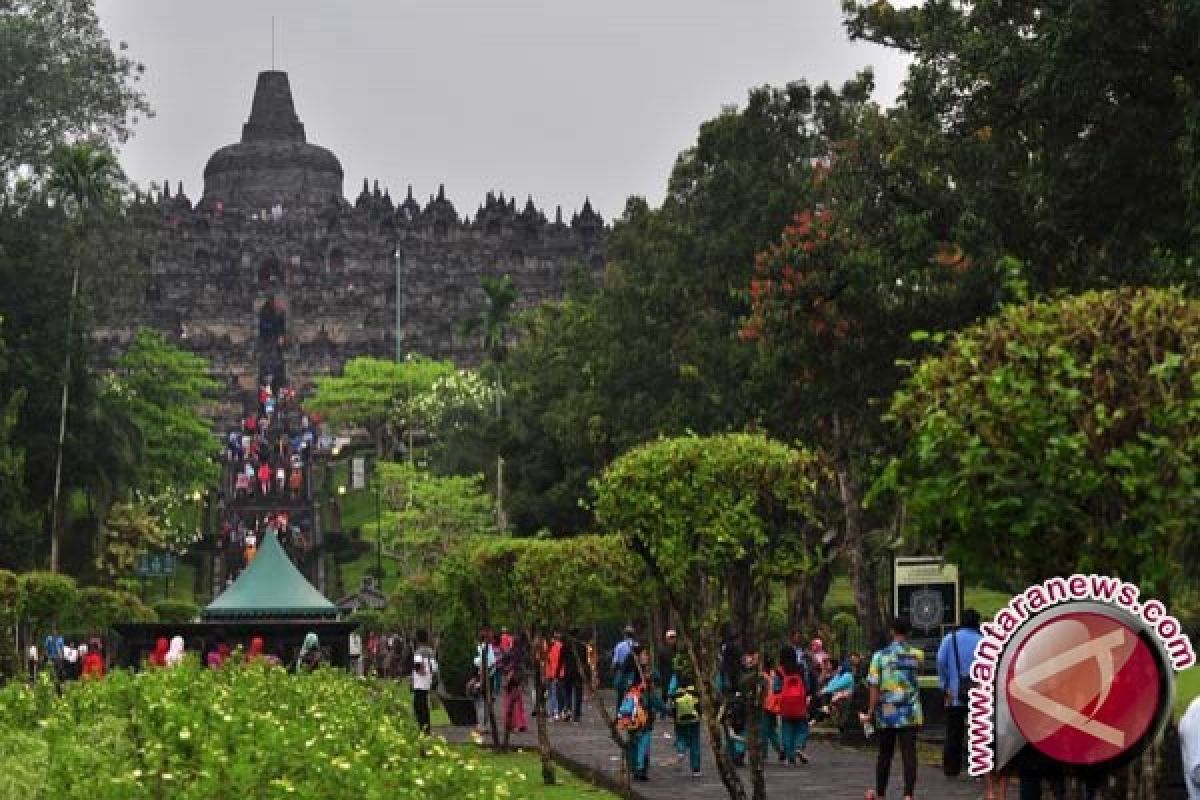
[438,700,986,799]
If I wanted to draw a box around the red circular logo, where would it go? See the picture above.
[1005,611,1162,765]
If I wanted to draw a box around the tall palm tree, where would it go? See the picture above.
[463,274,518,531]
[45,142,123,572]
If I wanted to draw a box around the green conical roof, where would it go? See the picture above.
[203,532,338,619]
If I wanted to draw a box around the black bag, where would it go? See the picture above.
[952,630,976,705]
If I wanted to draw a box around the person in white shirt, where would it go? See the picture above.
[410,628,439,735]
[1182,695,1200,800]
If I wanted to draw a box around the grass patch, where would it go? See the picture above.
[1176,665,1199,721]
[454,746,619,799]
[825,575,1011,619]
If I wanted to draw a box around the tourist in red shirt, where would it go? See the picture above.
[82,639,105,679]
[148,637,169,668]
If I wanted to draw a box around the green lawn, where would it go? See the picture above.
[454,747,618,799]
[1176,665,1199,720]
[823,575,1011,619]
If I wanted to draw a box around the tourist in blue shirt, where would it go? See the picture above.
[936,609,983,778]
[611,625,637,705]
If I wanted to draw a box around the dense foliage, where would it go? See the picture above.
[843,0,1200,292]
[594,433,825,800]
[0,664,522,799]
[374,461,495,576]
[308,356,455,457]
[501,75,876,536]
[0,0,149,177]
[881,288,1199,599]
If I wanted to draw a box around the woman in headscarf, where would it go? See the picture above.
[165,635,186,667]
[500,632,528,733]
[247,636,265,662]
[296,632,321,672]
[148,637,170,668]
[81,638,105,679]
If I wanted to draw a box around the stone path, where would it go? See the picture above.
[438,700,987,799]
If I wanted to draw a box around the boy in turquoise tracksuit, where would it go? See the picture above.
[623,678,669,780]
[668,661,703,776]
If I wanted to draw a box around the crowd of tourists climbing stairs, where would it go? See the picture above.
[211,315,324,594]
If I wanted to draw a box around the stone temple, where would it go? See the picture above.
[95,70,605,411]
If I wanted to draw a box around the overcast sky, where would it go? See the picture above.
[95,1,910,220]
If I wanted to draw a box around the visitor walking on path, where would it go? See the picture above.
[668,656,703,776]
[936,610,984,777]
[473,627,501,737]
[410,628,439,735]
[501,634,529,733]
[545,631,564,720]
[775,645,811,766]
[560,629,584,723]
[611,625,638,706]
[657,629,678,695]
[863,617,924,800]
[618,647,666,782]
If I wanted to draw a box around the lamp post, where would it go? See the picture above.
[374,479,382,588]
[339,480,384,592]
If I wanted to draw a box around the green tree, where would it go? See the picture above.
[373,462,493,578]
[881,288,1199,601]
[67,586,155,633]
[17,571,79,640]
[593,433,826,800]
[0,569,18,679]
[45,140,125,573]
[464,274,519,365]
[94,499,164,581]
[108,328,219,493]
[741,104,1001,644]
[446,535,636,779]
[464,274,519,532]
[0,0,149,177]
[0,317,39,569]
[503,75,876,535]
[308,356,455,458]
[842,0,1198,291]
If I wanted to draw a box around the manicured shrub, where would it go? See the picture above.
[0,663,522,799]
[151,600,200,624]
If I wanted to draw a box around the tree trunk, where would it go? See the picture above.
[787,559,835,632]
[831,412,883,650]
[570,636,631,794]
[688,629,748,800]
[530,635,557,785]
[479,644,501,749]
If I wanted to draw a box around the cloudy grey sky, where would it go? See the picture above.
[95,0,910,220]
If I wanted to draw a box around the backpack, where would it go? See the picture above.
[674,688,700,725]
[763,670,783,715]
[617,687,649,732]
[778,672,809,721]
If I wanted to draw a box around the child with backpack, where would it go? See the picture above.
[760,652,785,762]
[775,645,811,766]
[668,653,703,776]
[616,647,667,781]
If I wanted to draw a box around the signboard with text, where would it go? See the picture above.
[134,552,177,578]
[894,556,961,637]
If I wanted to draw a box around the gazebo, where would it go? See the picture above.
[114,532,356,668]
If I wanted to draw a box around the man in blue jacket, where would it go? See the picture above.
[936,608,982,777]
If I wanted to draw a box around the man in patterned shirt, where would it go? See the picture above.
[864,616,924,800]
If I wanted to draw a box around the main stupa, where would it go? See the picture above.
[201,71,344,210]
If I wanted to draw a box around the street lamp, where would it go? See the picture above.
[373,478,382,590]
